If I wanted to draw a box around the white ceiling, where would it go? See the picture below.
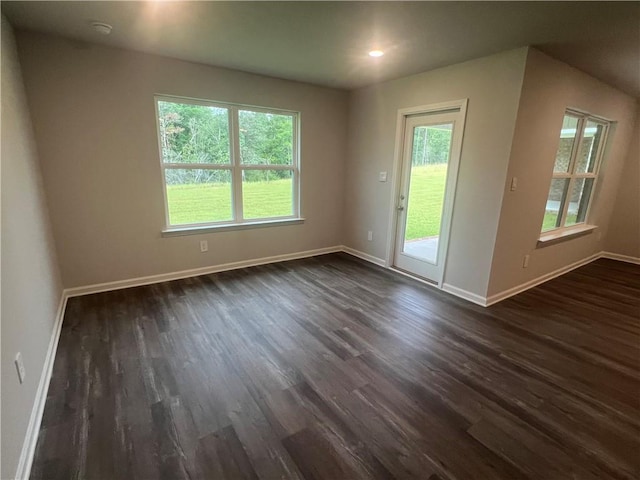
[2,1,639,96]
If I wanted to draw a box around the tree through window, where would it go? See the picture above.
[156,97,299,228]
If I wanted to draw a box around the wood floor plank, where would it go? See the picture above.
[196,425,260,480]
[31,254,640,479]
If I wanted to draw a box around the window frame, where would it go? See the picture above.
[154,95,301,232]
[540,109,610,237]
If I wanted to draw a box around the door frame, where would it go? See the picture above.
[384,99,468,287]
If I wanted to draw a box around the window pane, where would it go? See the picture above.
[542,178,569,232]
[165,169,232,225]
[239,110,294,165]
[402,123,453,265]
[242,170,293,219]
[158,101,230,164]
[575,121,605,174]
[565,178,594,226]
[553,115,579,173]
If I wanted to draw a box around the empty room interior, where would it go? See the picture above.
[2,1,639,479]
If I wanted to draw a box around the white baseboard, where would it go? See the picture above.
[339,246,489,305]
[600,251,640,265]
[65,246,343,297]
[340,246,387,267]
[15,246,638,477]
[339,247,600,307]
[342,247,638,308]
[15,245,342,477]
[485,252,602,306]
[442,283,488,306]
[15,292,68,480]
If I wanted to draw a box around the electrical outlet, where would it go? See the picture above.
[200,240,208,252]
[367,231,373,241]
[523,254,530,268]
[510,177,518,191]
[15,352,26,384]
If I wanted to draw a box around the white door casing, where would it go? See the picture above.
[388,100,468,286]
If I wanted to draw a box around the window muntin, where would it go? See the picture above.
[156,97,299,229]
[542,111,609,234]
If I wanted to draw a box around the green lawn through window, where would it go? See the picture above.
[169,165,574,239]
[167,178,293,225]
[167,165,450,237]
[404,165,447,241]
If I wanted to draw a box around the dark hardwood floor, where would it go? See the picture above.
[31,254,640,479]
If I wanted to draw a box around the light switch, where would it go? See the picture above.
[510,177,518,191]
[379,171,388,182]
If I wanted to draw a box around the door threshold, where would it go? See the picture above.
[389,266,440,289]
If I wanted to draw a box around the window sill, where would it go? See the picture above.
[162,217,305,237]
[537,224,597,248]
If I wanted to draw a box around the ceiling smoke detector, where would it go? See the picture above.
[91,22,113,35]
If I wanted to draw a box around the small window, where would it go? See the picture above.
[541,110,609,234]
[156,96,299,230]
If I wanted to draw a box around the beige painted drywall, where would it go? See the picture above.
[1,17,64,478]
[343,48,528,297]
[15,31,348,288]
[605,108,640,259]
[487,49,637,297]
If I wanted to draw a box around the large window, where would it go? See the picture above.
[541,110,609,234]
[156,96,299,229]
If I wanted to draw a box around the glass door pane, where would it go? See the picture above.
[401,123,453,264]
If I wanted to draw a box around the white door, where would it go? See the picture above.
[393,107,465,285]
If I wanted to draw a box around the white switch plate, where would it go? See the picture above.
[523,254,530,268]
[510,177,518,191]
[379,171,388,182]
[15,352,26,384]
[367,231,373,241]
[200,240,208,252]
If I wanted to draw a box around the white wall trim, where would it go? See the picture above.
[388,266,439,290]
[384,98,470,274]
[65,246,342,297]
[442,283,488,306]
[16,245,340,477]
[15,246,638,478]
[341,246,487,304]
[15,292,68,480]
[485,252,602,306]
[600,251,640,265]
[345,247,639,308]
[340,246,386,267]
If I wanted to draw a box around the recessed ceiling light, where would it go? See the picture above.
[368,50,384,58]
[91,22,113,35]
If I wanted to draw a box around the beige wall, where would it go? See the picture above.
[1,17,64,478]
[344,48,527,297]
[605,108,640,259]
[16,31,348,288]
[488,49,637,297]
